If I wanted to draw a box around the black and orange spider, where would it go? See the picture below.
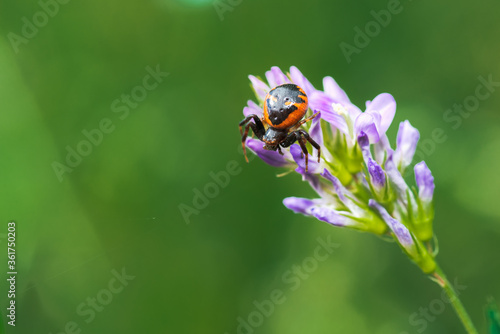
[239,83,321,172]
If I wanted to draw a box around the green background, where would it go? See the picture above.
[0,0,499,333]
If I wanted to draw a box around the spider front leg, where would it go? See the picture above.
[239,114,265,163]
[292,111,320,130]
[281,130,321,172]
[277,146,284,155]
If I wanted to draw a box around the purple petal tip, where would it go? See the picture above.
[369,200,414,248]
[414,161,435,201]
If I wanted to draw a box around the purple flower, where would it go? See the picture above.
[369,200,416,252]
[290,145,323,175]
[309,112,323,147]
[283,197,319,215]
[383,149,421,224]
[248,75,269,102]
[415,161,435,203]
[308,76,360,136]
[385,149,409,198]
[265,66,290,88]
[289,66,317,98]
[311,85,396,147]
[246,138,292,167]
[358,132,386,190]
[369,199,436,272]
[364,93,396,136]
[354,93,396,144]
[308,97,350,134]
[368,161,386,188]
[373,134,391,165]
[302,172,331,198]
[283,197,363,228]
[321,168,365,216]
[412,162,435,242]
[241,67,437,272]
[309,206,361,227]
[394,121,420,171]
[282,168,387,233]
[310,76,362,122]
[322,76,354,106]
[355,111,381,143]
[243,100,262,118]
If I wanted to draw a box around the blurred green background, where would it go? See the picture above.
[0,0,499,333]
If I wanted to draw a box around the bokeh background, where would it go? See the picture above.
[0,0,499,333]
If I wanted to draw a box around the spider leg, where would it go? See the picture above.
[277,146,284,155]
[239,114,265,163]
[280,131,309,171]
[297,136,309,172]
[299,130,321,163]
[292,111,320,130]
[281,130,321,172]
[299,130,321,162]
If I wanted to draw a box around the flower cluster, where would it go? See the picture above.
[243,66,437,273]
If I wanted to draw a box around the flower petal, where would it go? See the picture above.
[302,173,329,198]
[321,169,349,202]
[309,206,359,227]
[322,76,350,104]
[394,120,420,171]
[289,66,316,97]
[248,75,270,101]
[290,144,322,175]
[309,92,351,132]
[243,100,262,117]
[319,76,362,119]
[345,102,363,120]
[414,161,434,202]
[265,66,290,88]
[308,113,334,163]
[283,197,318,215]
[246,138,291,167]
[309,91,334,111]
[309,112,323,147]
[368,160,386,188]
[358,132,386,188]
[355,112,381,143]
[357,131,370,151]
[365,93,396,135]
[369,200,415,250]
[321,168,365,217]
[373,133,391,165]
[385,150,409,197]
[309,92,349,134]
[283,197,359,227]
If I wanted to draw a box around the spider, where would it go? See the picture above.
[239,83,321,172]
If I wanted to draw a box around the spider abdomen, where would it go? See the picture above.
[263,84,308,130]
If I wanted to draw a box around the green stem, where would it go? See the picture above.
[432,264,478,334]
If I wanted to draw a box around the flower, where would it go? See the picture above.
[310,86,396,145]
[411,161,435,241]
[358,131,387,200]
[369,199,415,251]
[241,66,437,274]
[283,197,365,229]
[246,138,292,167]
[369,199,435,273]
[415,161,435,203]
[283,168,387,234]
[394,120,420,173]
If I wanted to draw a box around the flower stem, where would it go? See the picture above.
[432,264,478,334]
